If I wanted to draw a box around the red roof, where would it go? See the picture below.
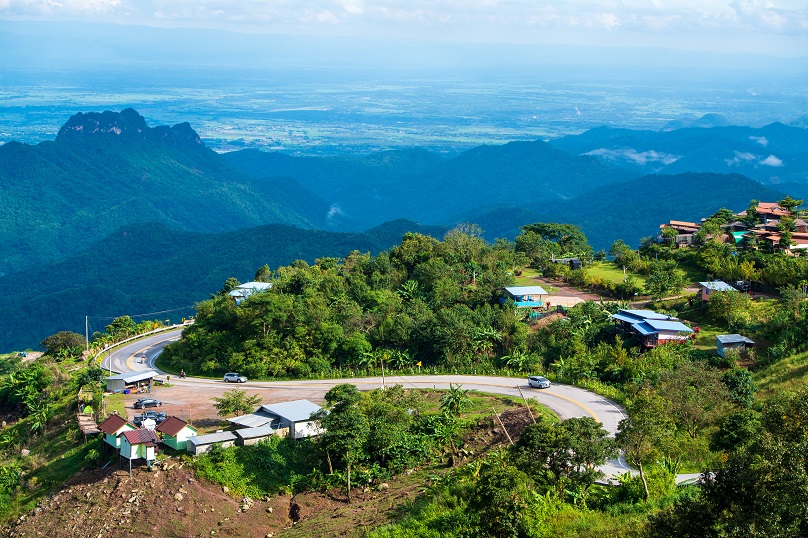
[122,428,159,446]
[98,414,132,435]
[756,203,790,217]
[156,416,193,437]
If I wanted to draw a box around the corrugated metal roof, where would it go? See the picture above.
[156,416,194,437]
[645,319,693,333]
[699,281,736,292]
[227,411,275,428]
[187,431,237,445]
[717,334,755,345]
[621,309,674,320]
[504,286,548,296]
[235,426,276,439]
[260,400,322,423]
[98,414,131,435]
[631,322,657,336]
[106,370,159,383]
[122,429,159,445]
[612,313,642,324]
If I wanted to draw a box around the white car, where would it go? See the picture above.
[528,376,551,389]
[223,372,247,383]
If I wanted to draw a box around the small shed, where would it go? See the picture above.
[186,431,237,455]
[258,400,323,439]
[229,281,273,305]
[698,281,737,301]
[98,414,136,450]
[105,370,159,393]
[501,286,549,308]
[717,334,755,358]
[156,416,198,451]
[235,425,276,446]
[120,429,159,475]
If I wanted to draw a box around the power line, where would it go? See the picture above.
[88,305,196,322]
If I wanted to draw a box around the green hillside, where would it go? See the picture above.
[0,219,445,351]
[0,109,327,276]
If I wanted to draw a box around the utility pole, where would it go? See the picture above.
[85,316,89,352]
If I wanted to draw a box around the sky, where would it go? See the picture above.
[1,0,807,57]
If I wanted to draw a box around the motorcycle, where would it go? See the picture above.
[179,371,187,379]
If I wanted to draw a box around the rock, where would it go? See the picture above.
[174,493,184,502]
[265,507,273,514]
[379,483,390,490]
[222,486,229,494]
[21,449,30,457]
[188,479,195,484]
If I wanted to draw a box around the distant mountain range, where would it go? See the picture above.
[1,108,806,350]
[549,122,808,185]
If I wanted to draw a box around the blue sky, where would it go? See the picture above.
[1,0,807,56]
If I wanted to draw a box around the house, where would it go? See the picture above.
[698,281,737,301]
[228,281,273,305]
[552,257,583,270]
[98,413,136,450]
[256,400,323,439]
[186,431,238,455]
[105,370,159,393]
[755,202,791,224]
[611,309,693,348]
[716,334,755,358]
[120,428,159,474]
[660,221,700,246]
[156,416,198,451]
[500,286,549,309]
[235,425,276,446]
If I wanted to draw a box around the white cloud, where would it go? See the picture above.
[586,147,680,166]
[761,154,784,166]
[725,151,758,165]
[749,135,769,146]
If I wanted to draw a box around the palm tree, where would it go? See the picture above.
[440,384,472,417]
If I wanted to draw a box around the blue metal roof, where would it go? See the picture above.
[645,319,693,333]
[631,322,657,336]
[717,334,755,345]
[621,309,674,320]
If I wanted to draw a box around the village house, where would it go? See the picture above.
[611,309,693,348]
[698,281,737,301]
[716,334,755,358]
[119,428,159,474]
[500,286,549,309]
[228,281,273,305]
[235,425,276,446]
[228,400,323,440]
[97,413,136,451]
[186,431,238,455]
[155,416,198,451]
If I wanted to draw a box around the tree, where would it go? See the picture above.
[466,461,538,538]
[39,331,84,358]
[722,368,756,408]
[616,389,671,502]
[644,266,686,300]
[656,360,729,438]
[518,222,593,261]
[211,389,261,417]
[439,383,472,417]
[105,316,137,339]
[254,264,272,282]
[216,277,241,297]
[314,384,369,502]
[778,195,803,214]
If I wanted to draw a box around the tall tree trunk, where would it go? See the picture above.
[326,450,333,474]
[639,461,649,502]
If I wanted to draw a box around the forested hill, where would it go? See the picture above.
[461,172,788,248]
[0,219,445,352]
[223,140,632,229]
[0,109,328,276]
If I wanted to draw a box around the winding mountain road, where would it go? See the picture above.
[101,329,701,483]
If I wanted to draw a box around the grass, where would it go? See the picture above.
[586,261,647,287]
[752,349,808,399]
[514,268,557,292]
[103,392,127,417]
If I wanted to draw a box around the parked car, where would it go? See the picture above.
[133,397,162,409]
[528,376,551,389]
[224,372,247,383]
[133,411,167,426]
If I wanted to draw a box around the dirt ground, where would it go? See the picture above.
[5,407,533,538]
[121,382,329,432]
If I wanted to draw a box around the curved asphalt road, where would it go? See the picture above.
[103,329,702,483]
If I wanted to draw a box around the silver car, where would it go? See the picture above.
[223,372,247,383]
[528,375,551,389]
